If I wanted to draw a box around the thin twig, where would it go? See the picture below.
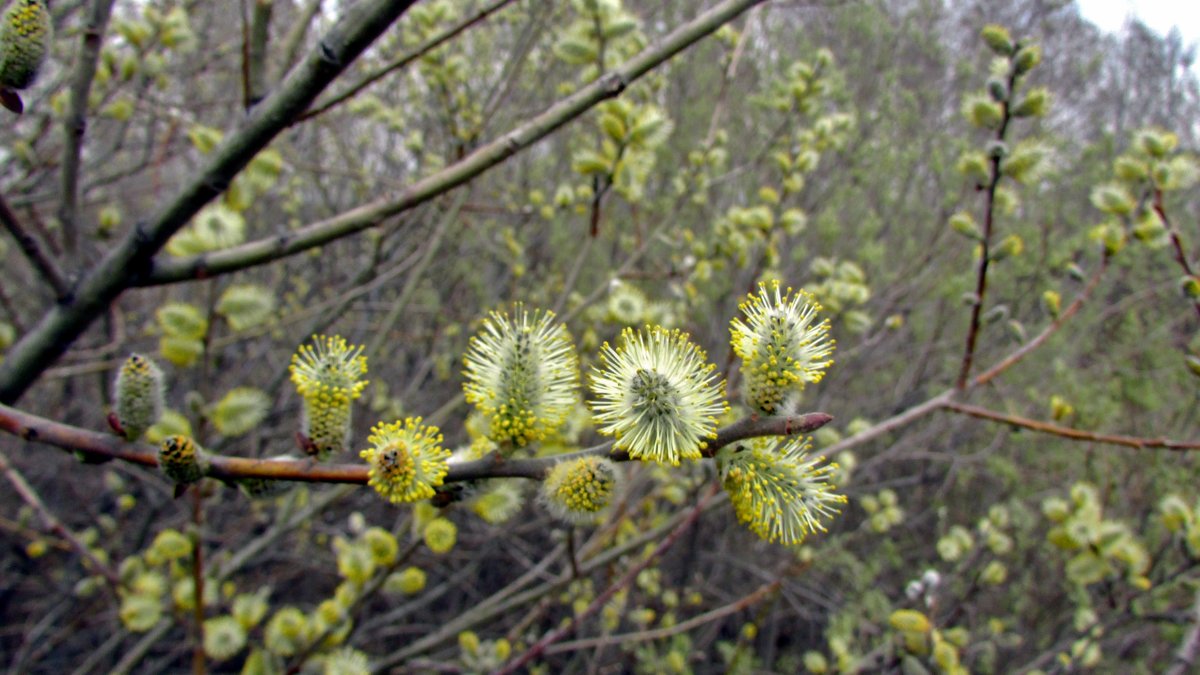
[0,450,120,587]
[58,0,118,257]
[943,400,1200,451]
[1152,188,1200,319]
[495,485,720,674]
[0,192,70,300]
[957,64,1020,389]
[298,0,519,123]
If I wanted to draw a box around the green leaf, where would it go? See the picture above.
[187,125,223,154]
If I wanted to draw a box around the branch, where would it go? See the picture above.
[58,0,117,256]
[943,401,1200,452]
[1152,188,1200,319]
[957,66,1019,388]
[972,253,1109,387]
[0,192,71,300]
[298,0,519,123]
[0,0,422,403]
[0,401,831,484]
[140,0,770,286]
[497,486,720,674]
[245,0,274,109]
[0,450,120,587]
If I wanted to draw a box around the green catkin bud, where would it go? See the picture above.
[1012,87,1050,117]
[114,354,165,441]
[157,435,207,485]
[0,0,52,92]
[1013,44,1042,74]
[980,24,1014,56]
[202,616,247,661]
[539,456,620,524]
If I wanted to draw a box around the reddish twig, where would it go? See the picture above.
[943,400,1200,452]
[1152,189,1200,319]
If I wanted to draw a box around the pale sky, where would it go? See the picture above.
[1076,0,1200,47]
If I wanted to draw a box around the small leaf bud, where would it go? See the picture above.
[1013,44,1042,74]
[980,25,1014,56]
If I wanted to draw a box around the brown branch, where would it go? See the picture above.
[943,401,1200,451]
[0,401,832,485]
[1152,189,1200,319]
[0,192,70,300]
[957,65,1019,389]
[0,450,120,587]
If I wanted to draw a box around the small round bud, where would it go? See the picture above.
[986,77,1007,102]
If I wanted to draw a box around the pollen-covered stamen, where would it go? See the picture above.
[540,457,620,524]
[731,281,835,415]
[717,437,846,545]
[289,335,368,460]
[590,326,728,466]
[361,417,450,504]
[463,306,580,451]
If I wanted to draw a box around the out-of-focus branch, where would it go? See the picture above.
[245,0,274,108]
[298,0,519,123]
[0,450,119,586]
[0,0,422,404]
[277,0,322,78]
[1152,189,1200,319]
[0,192,70,300]
[141,0,771,286]
[58,0,117,257]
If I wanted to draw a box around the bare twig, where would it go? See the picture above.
[496,485,720,674]
[943,400,1200,451]
[545,578,781,655]
[299,0,519,123]
[0,450,120,586]
[58,0,118,257]
[0,192,70,300]
[1152,189,1200,319]
[957,65,1020,389]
